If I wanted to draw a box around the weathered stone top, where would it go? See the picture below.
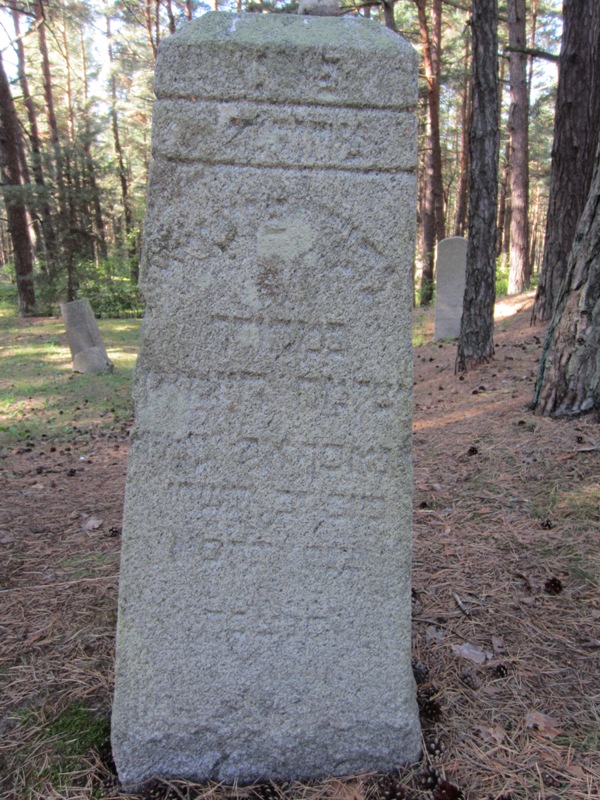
[154,12,418,110]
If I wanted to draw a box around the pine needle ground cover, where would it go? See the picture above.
[1,295,598,800]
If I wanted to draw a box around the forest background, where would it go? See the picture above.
[0,0,562,321]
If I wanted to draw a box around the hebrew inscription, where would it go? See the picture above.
[112,11,421,788]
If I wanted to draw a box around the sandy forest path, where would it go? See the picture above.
[1,294,599,800]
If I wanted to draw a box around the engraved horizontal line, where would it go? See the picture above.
[138,367,409,389]
[154,93,417,114]
[154,154,416,177]
[163,480,392,503]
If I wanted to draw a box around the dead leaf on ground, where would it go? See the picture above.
[525,710,562,739]
[474,724,506,745]
[565,765,586,779]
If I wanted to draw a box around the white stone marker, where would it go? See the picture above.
[433,236,468,340]
[112,12,420,787]
[60,298,114,374]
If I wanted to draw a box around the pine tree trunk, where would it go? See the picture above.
[454,36,471,237]
[415,0,445,243]
[36,0,73,293]
[166,0,176,34]
[382,0,397,31]
[35,0,60,151]
[144,0,158,58]
[532,139,600,417]
[420,109,436,306]
[79,28,108,262]
[0,51,36,315]
[496,139,510,258]
[107,15,138,282]
[532,0,600,323]
[456,0,499,373]
[507,0,530,294]
[12,8,58,276]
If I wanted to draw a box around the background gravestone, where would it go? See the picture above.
[60,298,114,374]
[433,236,467,340]
[112,12,420,787]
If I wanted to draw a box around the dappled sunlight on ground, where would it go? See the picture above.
[494,289,537,320]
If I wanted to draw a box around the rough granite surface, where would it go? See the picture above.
[112,11,421,788]
[433,236,468,340]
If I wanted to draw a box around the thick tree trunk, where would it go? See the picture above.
[507,0,530,293]
[532,0,600,323]
[532,139,600,417]
[456,0,499,372]
[0,51,36,315]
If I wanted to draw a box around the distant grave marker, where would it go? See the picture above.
[434,236,468,340]
[112,11,421,788]
[60,298,113,374]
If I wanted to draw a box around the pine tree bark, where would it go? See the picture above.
[496,139,510,257]
[415,0,445,242]
[507,0,530,293]
[35,0,60,151]
[456,0,499,372]
[0,50,35,315]
[454,35,471,237]
[531,139,600,417]
[419,116,436,306]
[532,0,600,323]
[414,0,445,304]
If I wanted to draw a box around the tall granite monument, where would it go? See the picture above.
[112,11,420,787]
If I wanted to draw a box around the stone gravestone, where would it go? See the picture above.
[60,298,114,374]
[112,11,420,788]
[433,236,467,340]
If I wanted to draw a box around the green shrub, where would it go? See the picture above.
[84,281,144,318]
[496,256,509,297]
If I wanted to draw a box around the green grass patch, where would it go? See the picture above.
[0,278,18,318]
[0,314,140,447]
[46,703,111,759]
[412,307,433,347]
[60,552,118,579]
[557,483,600,524]
[9,704,111,796]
